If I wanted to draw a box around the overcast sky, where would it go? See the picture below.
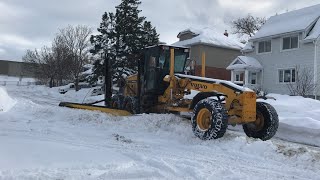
[0,0,320,61]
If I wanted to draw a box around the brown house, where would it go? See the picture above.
[172,28,244,80]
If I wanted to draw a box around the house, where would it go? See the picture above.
[172,28,244,80]
[227,4,320,96]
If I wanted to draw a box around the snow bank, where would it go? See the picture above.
[0,87,16,112]
[259,94,320,146]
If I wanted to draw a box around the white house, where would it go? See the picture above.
[227,4,320,96]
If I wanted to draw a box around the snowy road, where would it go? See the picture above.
[0,86,320,179]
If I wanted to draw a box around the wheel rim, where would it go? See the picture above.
[112,101,118,109]
[247,111,265,131]
[254,111,265,131]
[125,102,132,113]
[196,108,212,131]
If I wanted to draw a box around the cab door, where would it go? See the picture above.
[144,48,159,93]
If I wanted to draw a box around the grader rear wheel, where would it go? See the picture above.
[243,102,279,141]
[110,95,124,109]
[192,99,228,140]
[123,96,139,114]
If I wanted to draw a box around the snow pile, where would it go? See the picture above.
[1,86,320,179]
[0,87,16,112]
[172,27,244,50]
[260,94,320,146]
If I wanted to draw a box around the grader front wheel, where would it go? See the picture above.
[243,102,279,141]
[192,99,228,140]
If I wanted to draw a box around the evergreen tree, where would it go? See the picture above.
[142,21,159,47]
[90,12,116,83]
[90,0,159,84]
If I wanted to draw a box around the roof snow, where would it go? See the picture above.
[227,56,262,70]
[305,18,320,41]
[251,4,320,41]
[172,28,244,50]
[241,41,254,52]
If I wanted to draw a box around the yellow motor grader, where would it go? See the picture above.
[60,45,279,140]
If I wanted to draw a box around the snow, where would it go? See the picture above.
[0,75,36,83]
[172,27,245,50]
[0,85,320,179]
[258,93,320,147]
[251,4,320,40]
[305,18,320,41]
[0,87,16,112]
[226,56,262,70]
[242,41,254,52]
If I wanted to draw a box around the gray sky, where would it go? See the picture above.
[0,0,320,61]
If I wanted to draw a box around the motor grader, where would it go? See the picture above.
[60,44,279,140]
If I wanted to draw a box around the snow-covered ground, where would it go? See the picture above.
[0,75,36,86]
[0,85,320,179]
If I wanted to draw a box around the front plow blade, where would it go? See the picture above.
[59,102,132,116]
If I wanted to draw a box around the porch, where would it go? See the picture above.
[226,56,263,90]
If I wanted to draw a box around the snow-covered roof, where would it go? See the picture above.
[305,18,320,41]
[241,41,254,52]
[251,4,320,41]
[172,28,244,50]
[177,28,201,38]
[227,56,262,70]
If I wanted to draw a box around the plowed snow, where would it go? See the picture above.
[0,86,319,179]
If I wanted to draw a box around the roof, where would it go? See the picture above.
[145,44,189,49]
[305,18,320,41]
[251,4,320,41]
[177,28,201,38]
[241,41,254,52]
[227,56,262,70]
[172,28,244,50]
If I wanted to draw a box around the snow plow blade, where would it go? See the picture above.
[59,102,132,116]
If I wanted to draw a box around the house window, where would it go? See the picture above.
[235,74,241,81]
[258,40,271,53]
[279,68,296,83]
[251,72,257,84]
[282,36,298,50]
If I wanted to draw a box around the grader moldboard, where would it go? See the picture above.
[59,45,279,140]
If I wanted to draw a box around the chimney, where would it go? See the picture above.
[224,30,229,37]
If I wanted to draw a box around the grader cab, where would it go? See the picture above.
[60,44,279,141]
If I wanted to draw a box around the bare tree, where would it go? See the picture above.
[58,25,92,91]
[287,66,315,97]
[231,14,266,37]
[52,35,73,86]
[22,47,57,87]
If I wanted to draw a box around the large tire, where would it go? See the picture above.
[123,96,139,114]
[191,99,228,140]
[110,94,124,109]
[243,102,279,141]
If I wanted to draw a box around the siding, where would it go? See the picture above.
[246,33,315,95]
[190,44,241,68]
[316,42,320,95]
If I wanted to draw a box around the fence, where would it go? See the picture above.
[0,81,38,86]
